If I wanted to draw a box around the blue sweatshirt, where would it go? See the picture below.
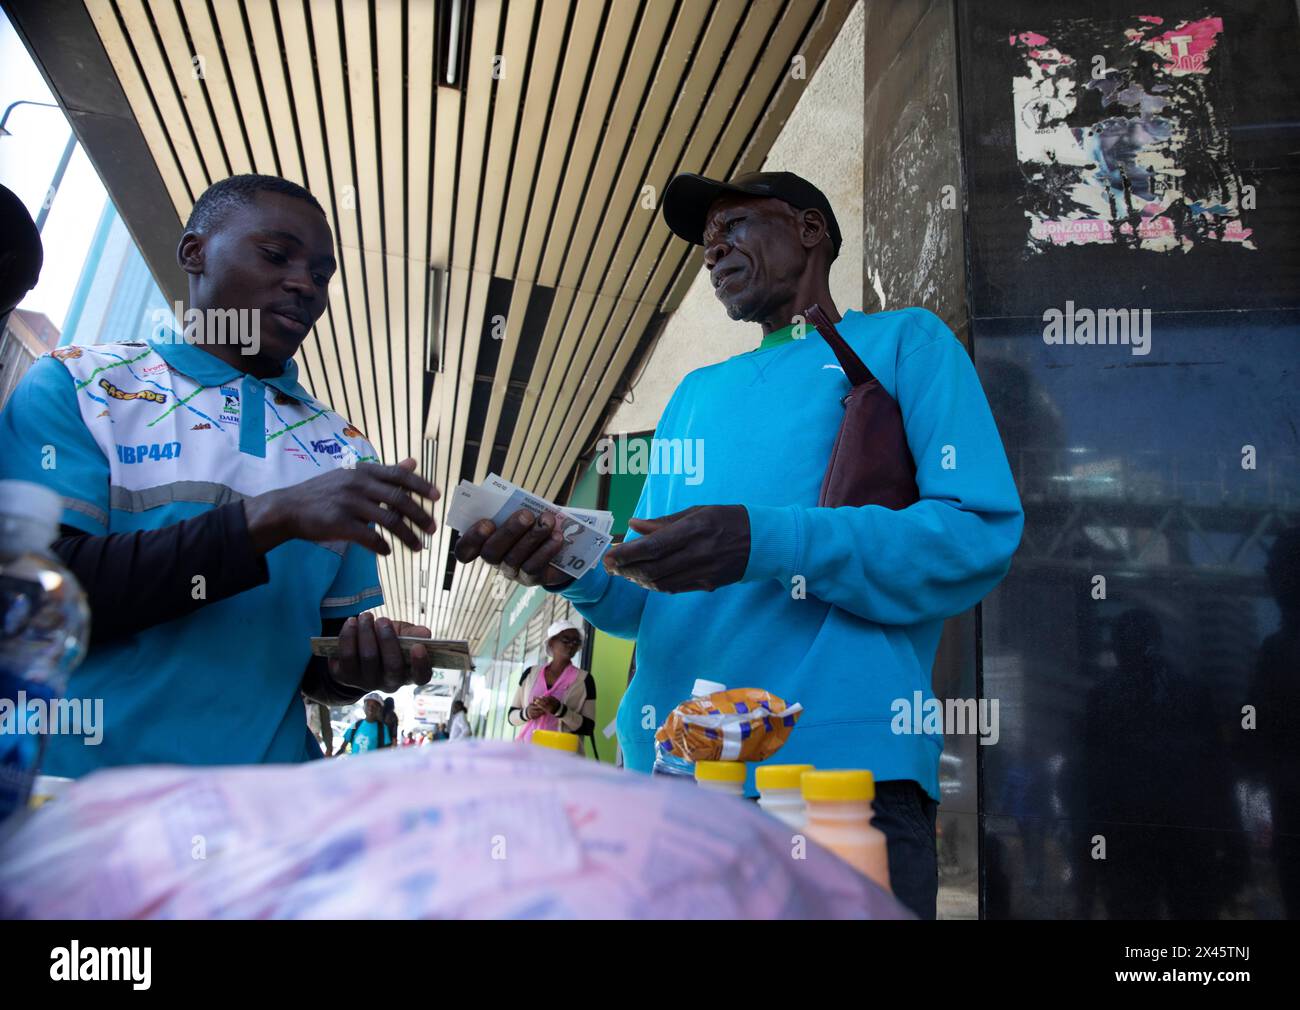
[557,307,1023,799]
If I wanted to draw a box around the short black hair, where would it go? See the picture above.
[0,184,43,314]
[184,173,325,233]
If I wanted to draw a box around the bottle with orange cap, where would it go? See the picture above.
[801,769,891,893]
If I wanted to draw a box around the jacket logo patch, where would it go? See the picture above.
[311,439,342,456]
[99,378,166,404]
[219,385,240,425]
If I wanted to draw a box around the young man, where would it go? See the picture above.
[335,694,393,756]
[0,183,43,333]
[0,174,441,776]
[453,171,1023,918]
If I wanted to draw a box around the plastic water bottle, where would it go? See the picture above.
[652,678,727,778]
[0,481,90,822]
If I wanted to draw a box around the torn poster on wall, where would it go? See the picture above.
[1011,14,1254,253]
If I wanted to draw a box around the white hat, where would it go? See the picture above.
[545,619,584,650]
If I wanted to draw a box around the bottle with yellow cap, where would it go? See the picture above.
[693,759,746,797]
[756,764,815,829]
[801,769,891,893]
[531,729,579,754]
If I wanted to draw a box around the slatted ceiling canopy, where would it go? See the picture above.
[16,0,851,641]
[434,0,854,647]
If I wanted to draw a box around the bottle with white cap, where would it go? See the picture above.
[651,678,727,778]
[0,480,91,822]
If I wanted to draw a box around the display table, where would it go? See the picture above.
[0,740,908,919]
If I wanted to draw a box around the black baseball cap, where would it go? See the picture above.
[661,171,842,255]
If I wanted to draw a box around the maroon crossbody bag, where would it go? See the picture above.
[804,304,919,510]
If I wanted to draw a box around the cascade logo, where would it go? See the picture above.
[49,942,151,989]
[99,379,167,404]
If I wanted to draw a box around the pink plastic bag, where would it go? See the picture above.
[0,740,910,919]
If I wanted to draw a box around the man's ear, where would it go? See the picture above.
[177,230,205,276]
[799,208,829,250]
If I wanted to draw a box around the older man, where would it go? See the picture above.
[454,171,1023,918]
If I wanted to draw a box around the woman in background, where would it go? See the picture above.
[449,700,472,741]
[382,696,399,748]
[508,620,597,754]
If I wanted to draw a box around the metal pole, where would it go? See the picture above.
[34,131,77,233]
[0,99,61,135]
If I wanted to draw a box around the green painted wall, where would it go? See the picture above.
[470,452,649,759]
[586,630,635,764]
[568,458,601,510]
[605,435,650,536]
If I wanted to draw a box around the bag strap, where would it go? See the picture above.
[805,304,875,387]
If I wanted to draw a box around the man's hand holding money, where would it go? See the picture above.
[328,614,435,694]
[454,509,578,589]
[457,504,751,595]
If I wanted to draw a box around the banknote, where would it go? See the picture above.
[444,480,490,532]
[486,488,611,577]
[485,474,611,533]
[309,636,473,670]
[568,507,613,534]
[446,475,612,576]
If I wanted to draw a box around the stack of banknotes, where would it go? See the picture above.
[445,473,613,578]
